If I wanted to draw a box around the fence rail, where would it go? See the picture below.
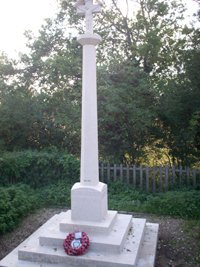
[99,163,200,193]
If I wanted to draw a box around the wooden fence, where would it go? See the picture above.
[99,163,200,193]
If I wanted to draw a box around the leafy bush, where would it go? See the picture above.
[39,182,200,219]
[0,181,71,234]
[144,191,200,219]
[108,182,200,219]
[0,150,80,187]
[0,184,37,234]
[108,181,148,211]
[1,181,199,235]
[37,181,71,207]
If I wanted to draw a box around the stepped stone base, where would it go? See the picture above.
[60,210,118,234]
[0,211,159,267]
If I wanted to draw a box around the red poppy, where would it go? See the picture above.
[63,232,90,256]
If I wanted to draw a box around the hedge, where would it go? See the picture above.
[0,184,37,234]
[0,150,80,187]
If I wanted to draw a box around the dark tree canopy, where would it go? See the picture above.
[0,0,199,166]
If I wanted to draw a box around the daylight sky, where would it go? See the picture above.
[0,0,59,58]
[0,0,198,59]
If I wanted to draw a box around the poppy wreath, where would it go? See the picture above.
[63,232,90,256]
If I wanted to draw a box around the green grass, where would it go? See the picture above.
[184,220,200,263]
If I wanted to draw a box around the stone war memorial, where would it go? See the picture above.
[0,1,159,266]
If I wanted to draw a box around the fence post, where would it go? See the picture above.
[107,163,110,183]
[113,164,117,182]
[179,165,183,187]
[164,165,169,192]
[193,169,197,188]
[140,166,143,190]
[120,164,123,182]
[145,166,149,193]
[126,165,130,184]
[100,163,198,191]
[152,166,156,193]
[159,166,163,192]
[172,165,175,186]
[186,167,190,186]
[100,163,104,182]
[133,165,136,188]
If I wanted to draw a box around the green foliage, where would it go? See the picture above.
[36,180,71,207]
[0,181,71,234]
[0,184,37,234]
[144,191,200,219]
[37,180,197,220]
[98,62,156,164]
[0,0,199,165]
[0,150,80,187]
[1,181,199,235]
[0,87,81,153]
[157,45,200,166]
[108,182,200,219]
[108,182,148,211]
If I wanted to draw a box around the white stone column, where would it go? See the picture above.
[71,33,108,222]
[71,1,108,223]
[78,33,101,186]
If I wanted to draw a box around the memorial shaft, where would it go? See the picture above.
[80,40,99,186]
[77,0,102,187]
[71,0,107,223]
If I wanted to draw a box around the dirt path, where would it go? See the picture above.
[0,208,199,267]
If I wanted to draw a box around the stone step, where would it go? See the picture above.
[39,213,135,254]
[14,222,158,267]
[14,223,158,267]
[136,223,159,267]
[59,210,118,234]
[16,261,67,267]
[17,218,146,267]
[0,212,159,267]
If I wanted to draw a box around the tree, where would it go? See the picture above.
[156,19,200,166]
[0,0,199,166]
[97,60,157,164]
[0,15,82,153]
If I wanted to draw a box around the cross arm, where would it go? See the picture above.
[76,4,101,16]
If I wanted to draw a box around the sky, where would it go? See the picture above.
[0,0,59,58]
[0,0,198,59]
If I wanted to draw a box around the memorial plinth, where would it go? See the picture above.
[71,182,108,222]
[0,1,159,267]
[0,211,159,267]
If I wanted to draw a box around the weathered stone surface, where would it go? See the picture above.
[71,182,108,222]
[0,212,159,267]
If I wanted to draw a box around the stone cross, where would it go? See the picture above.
[71,0,105,222]
[76,0,101,33]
